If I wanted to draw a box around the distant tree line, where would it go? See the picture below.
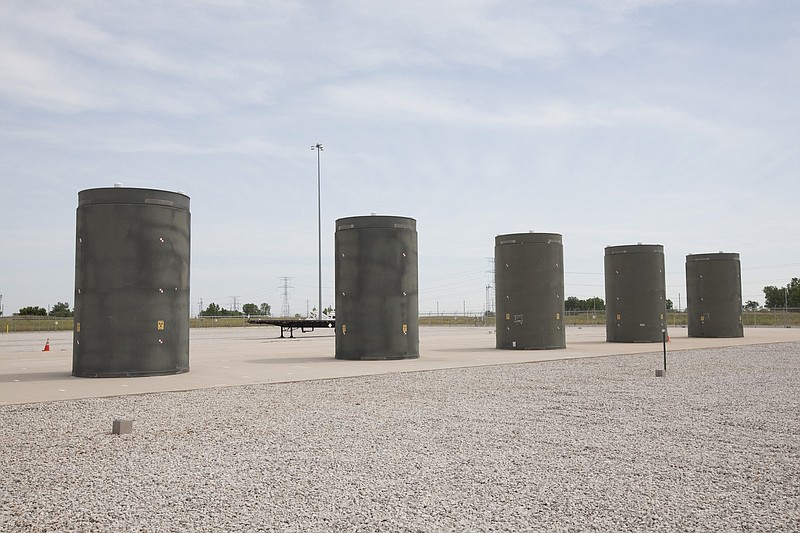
[565,297,605,312]
[12,301,274,318]
[564,297,677,311]
[15,302,73,317]
[199,302,271,317]
[743,301,759,311]
[763,278,800,309]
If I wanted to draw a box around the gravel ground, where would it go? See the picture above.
[1,343,798,532]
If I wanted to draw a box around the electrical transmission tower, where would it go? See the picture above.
[278,277,294,317]
[228,296,240,313]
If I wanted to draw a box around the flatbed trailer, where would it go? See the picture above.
[247,318,335,338]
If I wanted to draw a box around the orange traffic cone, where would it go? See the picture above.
[42,338,50,352]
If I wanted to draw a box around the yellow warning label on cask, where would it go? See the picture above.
[157,320,165,331]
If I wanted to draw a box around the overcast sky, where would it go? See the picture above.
[1,0,798,317]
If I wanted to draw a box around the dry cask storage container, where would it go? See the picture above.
[495,232,565,350]
[335,215,419,360]
[72,187,190,377]
[604,244,667,343]
[686,252,743,338]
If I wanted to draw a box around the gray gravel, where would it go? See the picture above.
[1,343,799,532]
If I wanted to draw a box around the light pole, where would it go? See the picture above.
[785,287,789,327]
[312,143,324,318]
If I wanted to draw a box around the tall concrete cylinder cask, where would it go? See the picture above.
[73,187,191,377]
[335,215,419,360]
[604,244,667,343]
[686,252,743,338]
[495,232,565,350]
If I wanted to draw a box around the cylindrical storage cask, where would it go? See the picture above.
[335,215,419,360]
[686,252,743,338]
[604,244,667,343]
[73,187,190,377]
[495,232,565,350]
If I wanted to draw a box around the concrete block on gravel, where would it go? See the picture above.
[112,419,132,435]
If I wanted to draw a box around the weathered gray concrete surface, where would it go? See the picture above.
[1,326,799,405]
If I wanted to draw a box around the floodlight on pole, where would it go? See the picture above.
[312,143,324,318]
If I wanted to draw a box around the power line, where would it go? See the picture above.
[743,263,800,270]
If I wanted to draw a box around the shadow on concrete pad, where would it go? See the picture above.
[428,347,501,354]
[0,371,74,383]
[245,355,334,365]
[259,335,336,343]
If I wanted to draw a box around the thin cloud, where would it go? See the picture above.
[322,79,750,140]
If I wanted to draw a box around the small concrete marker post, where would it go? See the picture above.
[655,329,667,377]
[112,419,133,435]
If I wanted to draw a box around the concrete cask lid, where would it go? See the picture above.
[335,215,416,231]
[686,252,740,263]
[78,187,190,211]
[605,243,664,255]
[496,232,562,246]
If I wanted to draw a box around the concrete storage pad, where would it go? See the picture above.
[2,326,799,405]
